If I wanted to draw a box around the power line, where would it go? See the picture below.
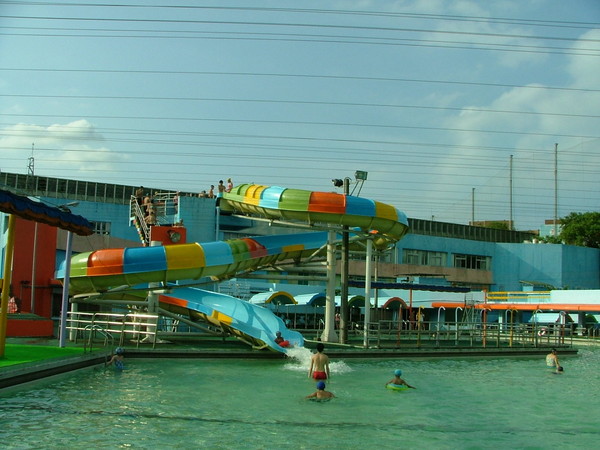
[3,14,599,45]
[1,67,597,93]
[5,2,600,30]
[3,94,599,119]
[2,28,598,57]
[2,114,599,142]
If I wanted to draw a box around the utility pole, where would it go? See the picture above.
[29,143,37,313]
[340,177,350,344]
[471,188,475,225]
[554,143,558,237]
[28,143,35,176]
[509,155,513,230]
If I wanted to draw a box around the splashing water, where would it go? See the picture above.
[283,346,353,375]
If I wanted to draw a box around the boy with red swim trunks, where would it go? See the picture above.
[308,342,330,380]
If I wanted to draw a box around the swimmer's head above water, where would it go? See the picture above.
[316,381,326,390]
[394,369,402,376]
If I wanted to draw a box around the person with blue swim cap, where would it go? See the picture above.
[306,381,335,399]
[106,347,125,370]
[386,369,416,389]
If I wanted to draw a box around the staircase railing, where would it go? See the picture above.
[130,195,150,245]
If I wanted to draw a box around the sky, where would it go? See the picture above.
[1,0,599,231]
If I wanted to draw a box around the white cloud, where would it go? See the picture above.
[0,120,131,175]
[566,29,600,88]
[428,28,600,228]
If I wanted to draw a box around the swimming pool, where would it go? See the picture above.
[1,347,598,449]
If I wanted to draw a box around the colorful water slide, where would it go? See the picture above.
[59,184,409,351]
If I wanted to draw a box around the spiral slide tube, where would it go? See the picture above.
[58,184,409,352]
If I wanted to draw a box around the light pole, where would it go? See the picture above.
[333,171,367,344]
[57,202,79,348]
[58,230,73,348]
[334,177,350,344]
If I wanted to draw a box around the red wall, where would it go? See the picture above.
[11,217,58,318]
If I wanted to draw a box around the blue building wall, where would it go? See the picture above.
[177,196,218,244]
[397,236,600,292]
[559,245,600,289]
[37,196,140,243]
[494,243,600,291]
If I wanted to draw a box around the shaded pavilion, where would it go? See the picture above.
[0,189,93,357]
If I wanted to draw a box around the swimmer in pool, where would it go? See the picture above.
[546,348,560,368]
[306,381,335,400]
[106,347,125,370]
[386,369,416,389]
[308,342,330,380]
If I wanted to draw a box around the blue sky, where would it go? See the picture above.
[1,0,599,230]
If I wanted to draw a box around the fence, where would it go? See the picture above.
[362,320,575,348]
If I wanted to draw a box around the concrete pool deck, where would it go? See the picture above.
[0,336,582,390]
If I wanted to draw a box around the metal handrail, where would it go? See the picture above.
[67,311,159,349]
[83,324,114,353]
[130,196,149,244]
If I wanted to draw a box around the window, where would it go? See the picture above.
[453,253,491,270]
[427,251,447,266]
[92,221,111,235]
[402,249,447,267]
[403,249,424,265]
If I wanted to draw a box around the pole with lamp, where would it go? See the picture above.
[332,177,350,344]
[332,170,367,345]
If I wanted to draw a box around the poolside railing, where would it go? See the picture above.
[341,320,574,349]
[67,311,159,351]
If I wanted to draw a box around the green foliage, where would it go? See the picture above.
[559,212,600,248]
[539,235,562,244]
[484,221,510,230]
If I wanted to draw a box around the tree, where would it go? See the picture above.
[558,212,600,248]
[484,221,510,230]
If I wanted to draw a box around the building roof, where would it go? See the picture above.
[528,313,573,323]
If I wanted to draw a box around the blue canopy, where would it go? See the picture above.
[0,189,93,236]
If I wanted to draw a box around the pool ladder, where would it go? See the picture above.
[83,324,115,353]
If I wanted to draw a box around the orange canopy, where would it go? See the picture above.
[431,302,600,312]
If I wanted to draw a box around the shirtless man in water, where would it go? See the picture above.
[308,343,330,380]
[306,381,335,400]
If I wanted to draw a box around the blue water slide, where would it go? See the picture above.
[159,287,303,353]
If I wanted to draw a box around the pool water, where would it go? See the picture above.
[1,347,599,449]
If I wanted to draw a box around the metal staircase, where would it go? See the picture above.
[130,196,150,245]
[130,193,179,246]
